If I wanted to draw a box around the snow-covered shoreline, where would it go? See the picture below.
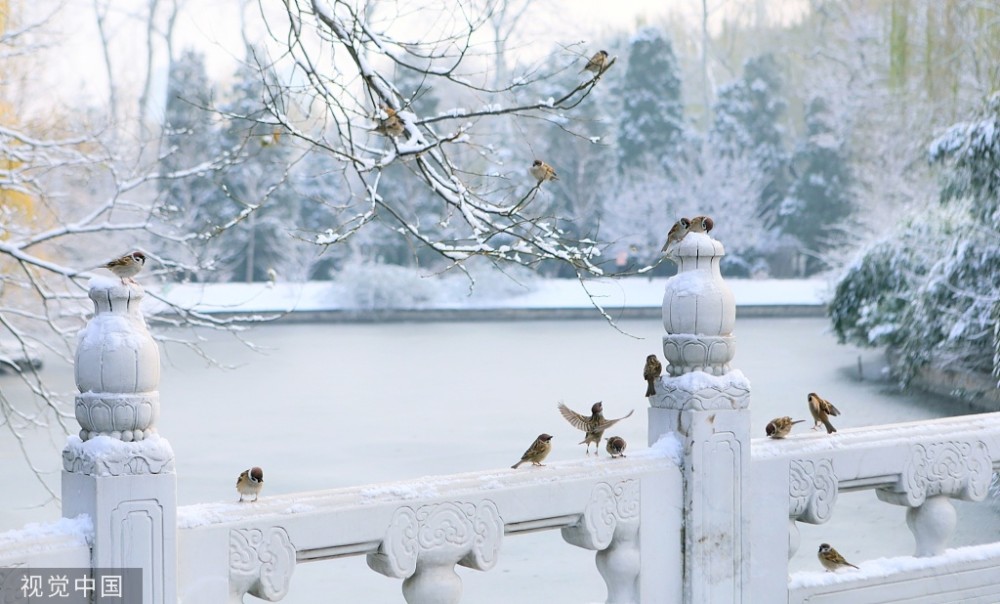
[146,277,829,319]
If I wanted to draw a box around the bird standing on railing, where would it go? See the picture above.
[237,467,264,502]
[765,416,805,439]
[511,434,553,469]
[643,354,662,397]
[558,401,634,454]
[817,543,859,571]
[605,436,627,458]
[100,251,146,284]
[808,392,841,434]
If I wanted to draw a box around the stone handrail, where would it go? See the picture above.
[750,412,1000,603]
[175,451,681,603]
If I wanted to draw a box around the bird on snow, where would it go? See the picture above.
[817,543,859,571]
[236,467,264,502]
[765,416,805,439]
[605,436,627,458]
[660,218,691,253]
[808,392,840,434]
[558,401,634,454]
[100,251,146,283]
[688,215,714,234]
[511,433,554,469]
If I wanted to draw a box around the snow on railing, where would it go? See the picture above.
[751,412,1000,603]
[175,441,682,603]
[8,229,1000,604]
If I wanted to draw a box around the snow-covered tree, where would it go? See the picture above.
[617,27,685,172]
[711,54,790,230]
[265,0,617,278]
[779,96,855,275]
[831,93,1000,387]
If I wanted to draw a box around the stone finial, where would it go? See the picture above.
[74,278,161,442]
[661,232,736,376]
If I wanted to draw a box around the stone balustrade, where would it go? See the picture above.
[3,231,1000,603]
[176,450,681,603]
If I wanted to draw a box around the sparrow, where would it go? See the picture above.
[643,354,662,397]
[374,106,405,137]
[808,392,841,434]
[765,416,805,439]
[581,50,609,74]
[236,467,264,502]
[660,217,691,253]
[511,433,553,469]
[605,436,627,458]
[101,251,146,283]
[558,401,634,454]
[530,159,558,183]
[817,543,859,571]
[688,215,714,234]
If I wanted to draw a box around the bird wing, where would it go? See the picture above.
[593,409,635,432]
[558,403,590,431]
[824,401,841,416]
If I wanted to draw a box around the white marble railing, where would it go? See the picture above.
[751,412,1000,603]
[175,449,681,603]
[5,231,1000,603]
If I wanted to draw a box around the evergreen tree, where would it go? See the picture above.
[831,93,1000,387]
[215,48,298,282]
[779,97,854,275]
[156,50,229,280]
[711,54,790,230]
[617,27,685,171]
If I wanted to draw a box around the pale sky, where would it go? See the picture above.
[17,0,807,121]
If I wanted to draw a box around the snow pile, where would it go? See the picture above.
[665,369,750,393]
[631,432,684,466]
[64,434,174,476]
[0,514,93,549]
[359,482,441,502]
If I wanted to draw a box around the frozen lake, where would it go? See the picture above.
[2,316,997,602]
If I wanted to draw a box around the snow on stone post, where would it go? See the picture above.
[648,231,751,604]
[61,278,177,603]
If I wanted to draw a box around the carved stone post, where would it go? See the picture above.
[877,441,992,556]
[367,501,503,604]
[61,279,177,603]
[648,232,751,604]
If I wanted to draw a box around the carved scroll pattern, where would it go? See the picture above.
[229,527,296,602]
[788,458,838,524]
[878,441,992,507]
[367,500,503,579]
[562,479,640,551]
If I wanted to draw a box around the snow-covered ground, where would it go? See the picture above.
[148,277,828,314]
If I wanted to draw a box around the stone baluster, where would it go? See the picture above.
[648,231,751,604]
[562,480,640,604]
[61,279,177,603]
[876,441,992,556]
[367,500,503,604]
[787,458,838,559]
